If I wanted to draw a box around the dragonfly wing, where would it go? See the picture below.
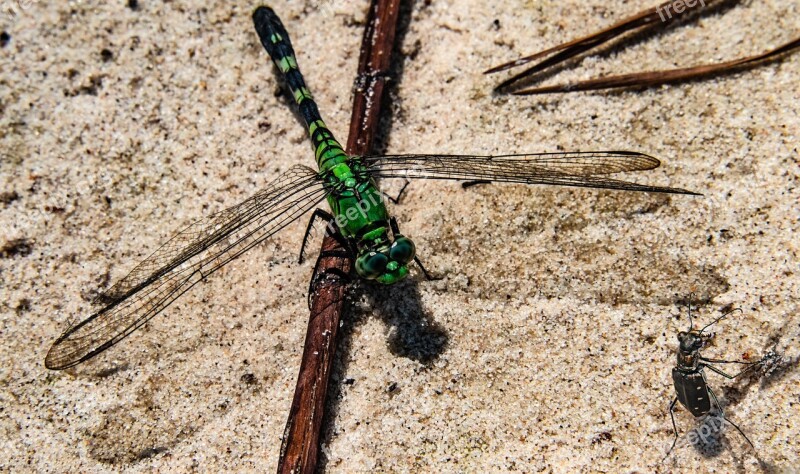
[364,152,699,195]
[46,165,329,370]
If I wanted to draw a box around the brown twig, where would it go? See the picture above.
[276,1,403,473]
[277,232,351,474]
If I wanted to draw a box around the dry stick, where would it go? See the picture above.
[487,0,709,90]
[276,1,403,473]
[277,234,351,474]
[513,35,800,95]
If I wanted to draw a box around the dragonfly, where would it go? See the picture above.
[44,6,698,370]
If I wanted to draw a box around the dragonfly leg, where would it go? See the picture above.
[303,215,354,309]
[663,396,680,462]
[461,180,492,189]
[707,386,755,450]
[414,256,440,281]
[299,209,344,264]
[389,216,401,235]
[382,179,411,204]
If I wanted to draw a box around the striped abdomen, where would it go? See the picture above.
[253,7,347,172]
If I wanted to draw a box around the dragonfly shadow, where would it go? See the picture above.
[318,279,447,473]
[365,278,449,364]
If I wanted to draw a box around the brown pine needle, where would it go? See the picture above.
[512,36,800,95]
[486,0,679,76]
[488,0,726,91]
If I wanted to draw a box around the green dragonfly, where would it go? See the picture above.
[45,6,698,370]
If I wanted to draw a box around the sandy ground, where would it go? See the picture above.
[1,0,798,472]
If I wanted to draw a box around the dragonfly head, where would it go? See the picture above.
[355,235,416,284]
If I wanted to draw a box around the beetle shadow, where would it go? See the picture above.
[687,408,772,471]
[686,410,735,459]
[758,317,800,391]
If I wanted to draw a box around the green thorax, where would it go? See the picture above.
[319,145,390,242]
[319,144,412,285]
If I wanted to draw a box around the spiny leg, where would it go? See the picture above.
[299,209,351,264]
[302,212,354,309]
[301,210,354,260]
[663,397,680,461]
[414,257,439,281]
[300,209,333,264]
[701,360,760,380]
[701,357,757,365]
[382,179,412,204]
[707,387,755,450]
[389,217,440,281]
[461,180,492,189]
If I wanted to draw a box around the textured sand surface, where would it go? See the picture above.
[1,0,798,472]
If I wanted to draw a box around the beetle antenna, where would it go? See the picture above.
[681,292,699,331]
[700,307,743,334]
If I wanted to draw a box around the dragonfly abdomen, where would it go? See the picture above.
[253,7,347,171]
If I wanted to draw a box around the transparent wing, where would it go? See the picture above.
[46,165,329,370]
[363,151,699,195]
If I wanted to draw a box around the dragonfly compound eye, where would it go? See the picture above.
[389,236,416,264]
[356,251,389,279]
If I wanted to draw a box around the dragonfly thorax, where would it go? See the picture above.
[322,158,415,285]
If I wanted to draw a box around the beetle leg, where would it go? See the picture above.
[663,396,680,462]
[701,357,761,379]
[701,361,759,380]
[708,387,755,450]
[700,357,752,364]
